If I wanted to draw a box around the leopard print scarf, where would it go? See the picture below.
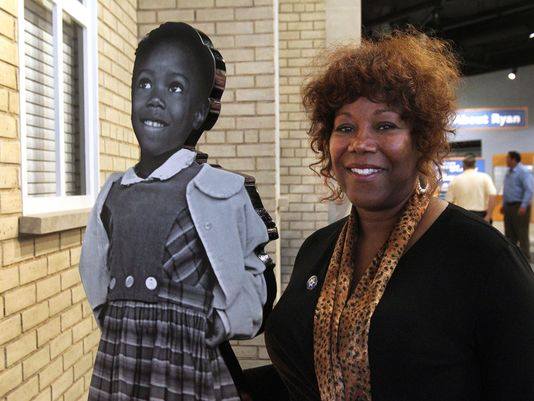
[313,191,431,401]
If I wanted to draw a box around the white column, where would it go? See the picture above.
[326,0,361,222]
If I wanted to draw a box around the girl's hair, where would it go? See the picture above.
[134,22,226,144]
[302,29,461,199]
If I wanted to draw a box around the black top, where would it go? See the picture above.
[264,205,534,401]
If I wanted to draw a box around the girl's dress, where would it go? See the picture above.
[87,157,239,401]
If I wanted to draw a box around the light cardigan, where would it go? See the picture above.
[79,151,269,339]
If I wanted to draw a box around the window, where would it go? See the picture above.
[19,0,98,214]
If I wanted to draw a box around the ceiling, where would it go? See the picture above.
[362,0,534,76]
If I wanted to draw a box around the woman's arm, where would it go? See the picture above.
[476,243,534,400]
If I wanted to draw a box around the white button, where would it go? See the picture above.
[109,277,116,289]
[145,276,157,290]
[204,222,212,230]
[125,275,134,288]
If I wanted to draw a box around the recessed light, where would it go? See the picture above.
[530,32,534,39]
[508,68,517,80]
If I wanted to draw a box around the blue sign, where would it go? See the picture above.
[454,108,527,129]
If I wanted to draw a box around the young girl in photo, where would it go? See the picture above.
[80,22,268,401]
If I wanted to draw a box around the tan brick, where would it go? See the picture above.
[73,353,92,380]
[62,341,83,369]
[50,330,72,359]
[0,9,15,40]
[51,368,74,399]
[6,331,36,365]
[35,233,60,256]
[216,21,253,35]
[82,329,100,354]
[0,87,7,112]
[0,112,17,139]
[235,6,271,20]
[236,143,275,157]
[0,364,22,397]
[156,9,195,21]
[22,301,49,330]
[47,250,70,273]
[0,62,17,90]
[62,377,84,401]
[61,305,82,331]
[82,300,92,318]
[235,33,273,47]
[22,345,50,379]
[226,131,244,143]
[232,345,258,358]
[61,267,80,291]
[37,317,61,347]
[72,318,92,343]
[215,0,252,6]
[196,8,234,21]
[244,131,258,142]
[0,140,19,164]
[71,283,86,304]
[0,163,17,190]
[70,246,81,266]
[38,357,62,390]
[4,284,35,315]
[6,375,39,401]
[20,257,48,285]
[138,0,176,9]
[48,290,72,316]
[3,238,34,265]
[0,264,18,292]
[235,61,274,75]
[59,229,81,249]
[255,46,273,61]
[0,190,21,213]
[0,314,21,345]
[236,116,275,129]
[177,0,214,7]
[8,90,18,113]
[33,388,52,401]
[137,10,156,23]
[36,275,61,302]
[236,88,274,101]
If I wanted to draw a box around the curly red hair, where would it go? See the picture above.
[302,30,461,200]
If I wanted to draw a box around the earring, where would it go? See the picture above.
[335,185,344,200]
[416,176,428,195]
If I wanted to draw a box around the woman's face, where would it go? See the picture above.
[329,97,420,211]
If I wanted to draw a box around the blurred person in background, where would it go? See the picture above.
[501,150,533,262]
[446,153,497,223]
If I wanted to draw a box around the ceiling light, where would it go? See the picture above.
[508,68,517,80]
[530,32,534,39]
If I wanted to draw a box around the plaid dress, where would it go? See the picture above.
[88,165,239,401]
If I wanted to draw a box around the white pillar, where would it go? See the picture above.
[326,0,361,222]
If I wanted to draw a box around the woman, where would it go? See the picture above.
[262,31,534,401]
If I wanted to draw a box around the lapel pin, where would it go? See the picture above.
[306,275,318,290]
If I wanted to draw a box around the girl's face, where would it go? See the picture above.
[329,97,420,211]
[132,41,206,157]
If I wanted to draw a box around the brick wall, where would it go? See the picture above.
[0,1,138,400]
[137,0,276,369]
[98,0,140,182]
[278,0,328,288]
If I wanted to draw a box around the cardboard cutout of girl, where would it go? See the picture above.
[79,22,269,401]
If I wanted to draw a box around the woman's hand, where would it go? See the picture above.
[206,313,226,347]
